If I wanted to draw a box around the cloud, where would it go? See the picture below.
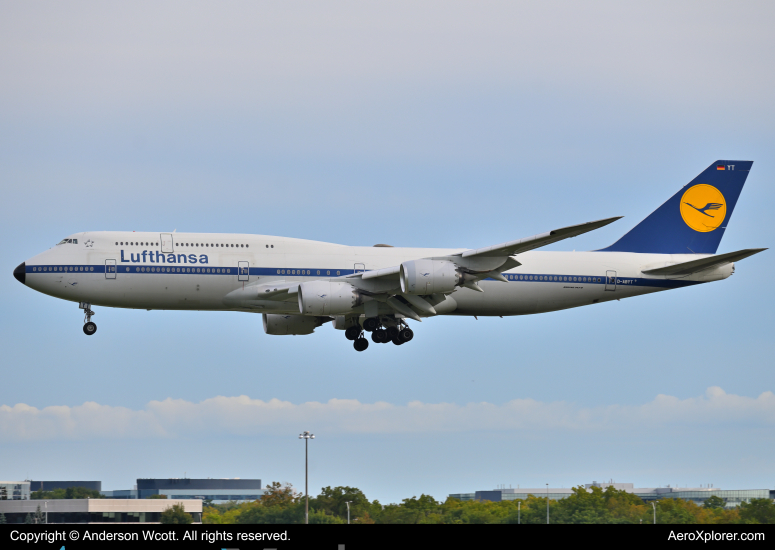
[1,387,773,441]
[2,2,774,114]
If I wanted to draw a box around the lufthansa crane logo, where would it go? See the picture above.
[679,184,727,232]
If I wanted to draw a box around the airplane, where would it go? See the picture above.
[12,160,766,352]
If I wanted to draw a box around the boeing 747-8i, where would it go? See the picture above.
[13,161,765,351]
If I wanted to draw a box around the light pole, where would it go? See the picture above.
[546,483,549,524]
[345,501,352,524]
[651,501,657,524]
[299,430,315,524]
[518,501,521,524]
[44,501,47,524]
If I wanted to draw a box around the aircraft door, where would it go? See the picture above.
[238,261,250,282]
[105,259,117,279]
[160,233,174,253]
[605,270,616,291]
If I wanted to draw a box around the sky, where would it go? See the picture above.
[1,1,774,502]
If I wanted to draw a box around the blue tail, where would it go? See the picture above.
[601,160,753,254]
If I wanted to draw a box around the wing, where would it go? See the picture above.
[457,216,622,258]
[353,216,621,294]
[230,217,623,321]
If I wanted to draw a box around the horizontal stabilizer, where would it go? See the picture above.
[642,248,766,276]
[460,217,622,258]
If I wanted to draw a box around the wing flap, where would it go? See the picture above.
[642,248,766,276]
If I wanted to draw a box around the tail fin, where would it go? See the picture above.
[601,160,753,254]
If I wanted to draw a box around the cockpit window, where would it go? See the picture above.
[56,238,77,245]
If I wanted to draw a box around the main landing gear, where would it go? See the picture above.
[345,317,414,351]
[79,302,97,336]
[345,325,369,352]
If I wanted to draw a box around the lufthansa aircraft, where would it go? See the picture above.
[13,160,765,351]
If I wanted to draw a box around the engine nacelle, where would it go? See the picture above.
[298,280,361,315]
[262,313,325,335]
[400,259,461,295]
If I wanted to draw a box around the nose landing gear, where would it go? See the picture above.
[79,302,97,336]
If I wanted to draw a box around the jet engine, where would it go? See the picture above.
[400,259,461,295]
[298,280,361,315]
[262,313,328,335]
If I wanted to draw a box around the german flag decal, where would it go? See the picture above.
[717,164,725,170]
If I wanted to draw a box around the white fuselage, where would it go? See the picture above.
[20,231,733,318]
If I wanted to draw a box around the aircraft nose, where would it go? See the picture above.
[13,262,26,285]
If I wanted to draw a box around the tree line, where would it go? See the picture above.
[202,483,775,524]
[31,487,104,500]
[24,483,775,524]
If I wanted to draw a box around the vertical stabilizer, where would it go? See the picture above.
[601,160,752,254]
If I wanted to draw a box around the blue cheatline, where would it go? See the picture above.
[25,265,698,289]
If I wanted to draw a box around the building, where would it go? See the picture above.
[452,482,775,509]
[101,478,264,503]
[0,498,201,523]
[0,481,30,500]
[29,480,101,492]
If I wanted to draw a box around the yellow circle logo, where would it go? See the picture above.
[679,184,727,232]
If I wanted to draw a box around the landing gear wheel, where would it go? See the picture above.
[372,328,387,343]
[386,326,399,340]
[80,303,96,335]
[345,326,361,341]
[399,328,414,343]
[391,335,403,345]
[354,337,369,352]
[363,317,379,332]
